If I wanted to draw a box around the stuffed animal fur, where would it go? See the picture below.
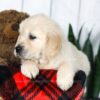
[0,10,29,65]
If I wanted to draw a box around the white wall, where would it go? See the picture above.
[22,0,51,16]
[0,0,22,11]
[0,0,100,55]
[78,0,100,55]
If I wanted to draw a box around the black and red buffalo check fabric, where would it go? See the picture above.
[0,64,86,100]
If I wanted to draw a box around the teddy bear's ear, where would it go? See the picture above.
[11,23,19,31]
[3,22,19,40]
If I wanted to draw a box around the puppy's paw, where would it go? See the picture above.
[57,75,73,91]
[21,62,39,79]
[57,66,74,91]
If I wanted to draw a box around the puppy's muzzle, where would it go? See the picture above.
[15,45,23,55]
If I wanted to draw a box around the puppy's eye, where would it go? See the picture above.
[29,34,36,40]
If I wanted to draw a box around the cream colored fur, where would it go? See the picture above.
[14,14,90,91]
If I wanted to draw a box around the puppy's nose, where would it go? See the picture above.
[15,45,23,54]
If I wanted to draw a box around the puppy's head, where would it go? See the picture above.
[14,14,62,64]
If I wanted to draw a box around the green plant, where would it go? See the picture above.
[68,24,100,98]
[92,46,100,97]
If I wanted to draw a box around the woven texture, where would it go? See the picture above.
[0,65,86,100]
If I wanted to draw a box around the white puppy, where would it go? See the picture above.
[14,14,90,91]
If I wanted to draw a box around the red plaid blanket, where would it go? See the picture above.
[0,65,86,100]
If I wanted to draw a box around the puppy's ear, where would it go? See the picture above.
[45,33,62,60]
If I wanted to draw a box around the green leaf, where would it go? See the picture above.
[92,46,100,97]
[76,25,84,50]
[82,33,94,66]
[68,24,77,46]
[83,32,94,98]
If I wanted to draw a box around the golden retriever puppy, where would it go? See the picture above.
[14,14,90,91]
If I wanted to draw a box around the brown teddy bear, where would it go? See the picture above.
[0,10,29,65]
